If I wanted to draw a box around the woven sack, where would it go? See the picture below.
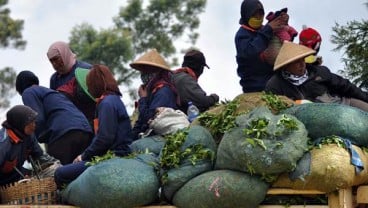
[149,107,190,135]
[0,177,57,205]
[273,144,368,193]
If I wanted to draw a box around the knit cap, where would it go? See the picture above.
[5,105,38,133]
[15,70,39,94]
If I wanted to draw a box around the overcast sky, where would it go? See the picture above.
[0,0,367,119]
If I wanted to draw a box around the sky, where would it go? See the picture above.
[0,0,367,120]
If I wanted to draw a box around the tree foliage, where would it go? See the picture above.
[331,2,368,89]
[69,0,207,102]
[0,0,26,109]
[0,0,26,49]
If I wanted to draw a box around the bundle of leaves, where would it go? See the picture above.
[261,91,292,114]
[216,106,309,181]
[62,154,160,208]
[173,170,269,208]
[85,150,116,166]
[197,99,240,144]
[282,103,368,146]
[159,126,217,201]
[194,92,294,144]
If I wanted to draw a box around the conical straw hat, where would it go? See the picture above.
[130,49,171,72]
[274,41,316,71]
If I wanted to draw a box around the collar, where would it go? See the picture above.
[241,24,257,32]
[174,67,198,81]
[6,129,22,144]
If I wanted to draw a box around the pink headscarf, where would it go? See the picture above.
[47,41,77,74]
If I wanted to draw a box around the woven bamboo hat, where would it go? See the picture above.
[274,41,316,71]
[130,49,170,72]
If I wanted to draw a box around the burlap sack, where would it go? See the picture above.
[272,144,368,193]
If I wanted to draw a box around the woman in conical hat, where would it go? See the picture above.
[265,41,368,111]
[130,49,178,140]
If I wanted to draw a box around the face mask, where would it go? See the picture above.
[248,17,263,29]
[304,55,317,64]
[140,73,156,85]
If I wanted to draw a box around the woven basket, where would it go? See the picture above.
[0,177,57,205]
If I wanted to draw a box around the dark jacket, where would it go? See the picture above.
[235,24,274,93]
[81,95,132,160]
[50,60,91,90]
[132,85,177,140]
[265,65,368,103]
[0,127,43,186]
[172,70,218,113]
[21,86,93,144]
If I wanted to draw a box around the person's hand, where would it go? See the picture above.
[138,85,147,98]
[210,93,220,102]
[73,155,82,163]
[268,13,289,31]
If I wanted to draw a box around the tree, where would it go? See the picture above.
[69,0,207,102]
[0,67,16,108]
[0,0,27,108]
[331,2,368,89]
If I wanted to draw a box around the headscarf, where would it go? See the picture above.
[15,70,39,94]
[47,41,77,74]
[239,0,264,25]
[2,105,38,134]
[86,64,122,98]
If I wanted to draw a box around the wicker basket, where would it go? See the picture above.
[0,177,57,205]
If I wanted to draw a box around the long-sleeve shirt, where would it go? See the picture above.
[235,24,274,92]
[81,94,132,160]
[0,127,43,185]
[21,86,92,144]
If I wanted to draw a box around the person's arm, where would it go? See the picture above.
[236,25,273,59]
[21,89,48,138]
[179,74,218,112]
[322,66,368,102]
[29,135,44,159]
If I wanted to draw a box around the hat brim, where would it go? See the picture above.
[273,41,316,71]
[130,62,170,72]
[75,67,95,101]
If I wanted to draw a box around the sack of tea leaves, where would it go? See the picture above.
[160,125,217,201]
[173,169,269,208]
[130,135,166,155]
[282,103,368,146]
[273,143,368,193]
[216,106,309,176]
[62,154,160,208]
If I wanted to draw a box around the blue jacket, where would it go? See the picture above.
[0,127,43,185]
[21,86,92,145]
[235,25,274,92]
[81,94,132,161]
[50,60,91,90]
[132,85,177,140]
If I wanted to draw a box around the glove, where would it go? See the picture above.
[210,94,220,102]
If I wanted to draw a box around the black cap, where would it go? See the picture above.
[183,50,210,69]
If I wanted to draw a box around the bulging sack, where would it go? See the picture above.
[149,107,190,135]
